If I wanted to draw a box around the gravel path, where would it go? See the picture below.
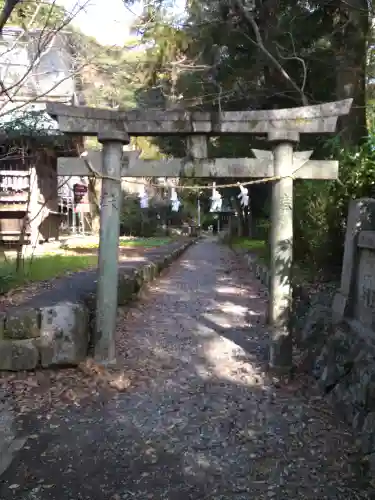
[0,238,372,499]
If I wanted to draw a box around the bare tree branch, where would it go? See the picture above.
[231,0,309,105]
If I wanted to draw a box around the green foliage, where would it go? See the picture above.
[120,193,169,237]
[0,0,67,29]
[117,237,172,248]
[61,237,172,252]
[230,237,266,253]
[130,0,370,250]
[294,181,333,266]
[78,41,146,110]
[368,101,375,134]
[252,218,271,241]
[1,0,372,274]
[294,136,375,270]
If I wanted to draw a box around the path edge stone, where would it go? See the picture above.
[0,238,196,371]
[226,241,375,482]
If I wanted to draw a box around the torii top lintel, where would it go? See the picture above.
[46,99,352,137]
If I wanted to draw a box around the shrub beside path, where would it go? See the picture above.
[0,238,372,499]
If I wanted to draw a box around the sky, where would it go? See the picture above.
[58,0,143,46]
[58,0,185,47]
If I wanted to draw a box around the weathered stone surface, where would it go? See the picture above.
[141,263,157,283]
[302,199,375,469]
[235,198,375,478]
[4,309,40,339]
[354,247,375,331]
[37,303,89,367]
[59,153,339,179]
[133,270,144,293]
[358,230,375,250]
[318,328,357,391]
[333,198,375,324]
[331,291,347,324]
[0,239,194,371]
[47,98,353,136]
[117,274,136,305]
[299,313,375,469]
[0,313,5,340]
[359,412,375,454]
[0,339,39,370]
[301,305,332,346]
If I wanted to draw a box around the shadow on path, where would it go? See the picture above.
[0,239,372,499]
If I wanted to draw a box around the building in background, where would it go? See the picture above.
[0,27,83,245]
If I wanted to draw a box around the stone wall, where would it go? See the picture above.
[0,239,195,371]
[239,198,375,474]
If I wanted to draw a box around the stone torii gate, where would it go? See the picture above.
[48,99,352,372]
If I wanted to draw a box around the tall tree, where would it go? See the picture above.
[331,0,370,145]
[132,0,370,147]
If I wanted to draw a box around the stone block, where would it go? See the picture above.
[117,274,136,305]
[301,305,332,347]
[0,313,5,340]
[133,270,144,293]
[37,303,89,367]
[0,339,39,371]
[161,254,170,267]
[83,292,96,313]
[148,263,158,280]
[332,291,348,324]
[340,199,375,293]
[359,412,375,455]
[4,309,40,339]
[317,329,356,391]
[141,263,153,283]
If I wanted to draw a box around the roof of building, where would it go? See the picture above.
[0,26,81,139]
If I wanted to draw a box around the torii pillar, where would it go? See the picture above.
[95,130,129,364]
[267,130,299,371]
[49,98,352,370]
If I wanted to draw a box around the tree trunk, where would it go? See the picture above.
[88,177,101,234]
[332,0,369,146]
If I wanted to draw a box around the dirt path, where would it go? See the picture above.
[0,238,372,499]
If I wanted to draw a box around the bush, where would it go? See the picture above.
[294,136,375,271]
[120,193,168,237]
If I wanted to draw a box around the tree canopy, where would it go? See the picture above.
[0,0,373,263]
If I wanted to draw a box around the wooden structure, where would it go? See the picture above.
[0,141,84,244]
[0,27,84,244]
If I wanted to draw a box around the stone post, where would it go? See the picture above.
[186,135,208,159]
[94,130,129,365]
[332,198,375,323]
[197,197,201,227]
[268,130,299,372]
[188,136,207,235]
[228,213,233,238]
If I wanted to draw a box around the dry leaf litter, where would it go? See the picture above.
[0,238,373,499]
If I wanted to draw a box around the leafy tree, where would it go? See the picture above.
[0,0,69,31]
[127,0,373,265]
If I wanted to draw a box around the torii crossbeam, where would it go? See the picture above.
[58,150,338,180]
[51,98,352,372]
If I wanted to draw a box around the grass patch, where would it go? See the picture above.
[229,236,339,286]
[0,254,97,295]
[62,236,173,251]
[230,237,265,251]
[119,237,172,248]
[229,237,330,284]
[230,237,269,262]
